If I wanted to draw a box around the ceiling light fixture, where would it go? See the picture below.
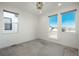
[36,2,43,14]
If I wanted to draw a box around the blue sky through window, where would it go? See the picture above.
[62,11,76,28]
[49,15,58,27]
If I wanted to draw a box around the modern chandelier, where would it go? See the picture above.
[36,2,43,13]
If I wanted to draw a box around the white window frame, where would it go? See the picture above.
[3,10,19,33]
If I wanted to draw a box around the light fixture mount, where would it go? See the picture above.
[36,2,43,14]
[36,2,43,10]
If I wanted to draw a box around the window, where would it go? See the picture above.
[49,15,58,32]
[4,17,12,30]
[3,10,18,33]
[61,10,76,32]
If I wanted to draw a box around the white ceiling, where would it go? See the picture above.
[0,2,78,15]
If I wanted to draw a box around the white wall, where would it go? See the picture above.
[38,4,79,48]
[0,6,38,48]
[0,3,79,50]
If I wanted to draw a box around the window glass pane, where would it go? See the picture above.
[62,10,76,32]
[5,23,12,30]
[4,17,12,23]
[4,17,12,30]
[49,15,58,32]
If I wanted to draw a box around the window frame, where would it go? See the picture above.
[49,14,58,32]
[4,17,12,30]
[61,9,77,32]
[3,10,19,33]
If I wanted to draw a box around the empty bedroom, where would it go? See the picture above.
[0,2,79,56]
